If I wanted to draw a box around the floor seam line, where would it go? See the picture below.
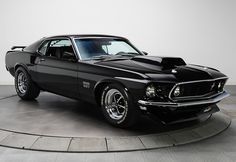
[0,132,13,144]
[138,136,146,149]
[105,137,108,151]
[166,134,177,146]
[0,95,17,101]
[67,137,73,151]
[29,136,41,149]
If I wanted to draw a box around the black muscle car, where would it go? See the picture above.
[5,35,229,127]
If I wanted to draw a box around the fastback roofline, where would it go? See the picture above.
[47,34,127,40]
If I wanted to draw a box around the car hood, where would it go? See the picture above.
[94,56,227,82]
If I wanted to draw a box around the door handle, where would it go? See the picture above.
[38,58,45,64]
[39,58,45,62]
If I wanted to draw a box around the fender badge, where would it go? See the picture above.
[82,81,90,88]
[171,69,177,74]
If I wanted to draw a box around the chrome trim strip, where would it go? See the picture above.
[168,77,228,101]
[138,91,229,108]
[114,77,149,83]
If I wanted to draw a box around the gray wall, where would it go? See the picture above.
[0,0,235,84]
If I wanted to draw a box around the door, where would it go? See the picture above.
[35,38,78,98]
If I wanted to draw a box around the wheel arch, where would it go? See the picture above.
[14,63,30,75]
[94,79,129,106]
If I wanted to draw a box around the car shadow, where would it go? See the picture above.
[10,92,206,136]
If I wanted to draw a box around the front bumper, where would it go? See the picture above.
[138,91,229,108]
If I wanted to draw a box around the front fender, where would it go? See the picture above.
[94,77,149,105]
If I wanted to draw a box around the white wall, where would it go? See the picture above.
[0,0,235,84]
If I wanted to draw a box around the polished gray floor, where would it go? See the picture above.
[0,88,210,137]
[0,86,230,152]
[0,85,16,99]
[0,85,235,161]
[0,111,229,152]
[0,92,183,137]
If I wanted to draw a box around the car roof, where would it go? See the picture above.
[47,34,127,40]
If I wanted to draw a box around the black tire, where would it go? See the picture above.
[15,67,40,100]
[100,84,139,128]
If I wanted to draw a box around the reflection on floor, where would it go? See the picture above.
[0,91,210,137]
[0,85,234,161]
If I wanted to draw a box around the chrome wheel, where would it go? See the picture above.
[17,72,27,94]
[104,89,128,120]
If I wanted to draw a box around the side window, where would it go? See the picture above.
[45,39,76,61]
[38,41,50,55]
[50,40,71,47]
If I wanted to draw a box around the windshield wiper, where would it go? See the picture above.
[83,54,111,61]
[115,52,140,56]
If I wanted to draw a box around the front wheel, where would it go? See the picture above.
[15,67,40,100]
[100,84,139,128]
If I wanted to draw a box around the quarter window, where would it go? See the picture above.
[47,39,76,61]
[38,41,50,55]
[38,39,76,61]
[49,39,72,47]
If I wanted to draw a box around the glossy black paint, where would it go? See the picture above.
[5,35,228,123]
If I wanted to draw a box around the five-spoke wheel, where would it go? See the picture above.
[15,67,40,100]
[17,72,28,94]
[104,89,128,120]
[101,84,139,128]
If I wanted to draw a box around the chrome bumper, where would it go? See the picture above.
[138,91,229,108]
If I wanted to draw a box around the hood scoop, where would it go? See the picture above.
[131,56,186,69]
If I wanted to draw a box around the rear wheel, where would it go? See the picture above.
[15,67,40,100]
[100,84,139,128]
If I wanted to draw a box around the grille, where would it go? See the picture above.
[170,78,227,101]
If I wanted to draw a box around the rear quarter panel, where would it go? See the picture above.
[5,51,37,81]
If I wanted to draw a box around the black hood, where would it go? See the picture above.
[95,56,226,82]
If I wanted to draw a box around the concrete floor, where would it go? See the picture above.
[0,86,235,161]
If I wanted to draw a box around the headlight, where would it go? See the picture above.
[173,86,181,97]
[218,81,225,91]
[146,85,156,98]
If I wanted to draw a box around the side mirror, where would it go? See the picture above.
[142,51,148,55]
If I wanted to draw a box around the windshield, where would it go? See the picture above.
[74,38,141,60]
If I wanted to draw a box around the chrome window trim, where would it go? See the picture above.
[37,37,79,60]
[36,39,49,55]
[36,40,50,56]
[72,37,143,61]
[71,38,81,60]
[168,77,228,101]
